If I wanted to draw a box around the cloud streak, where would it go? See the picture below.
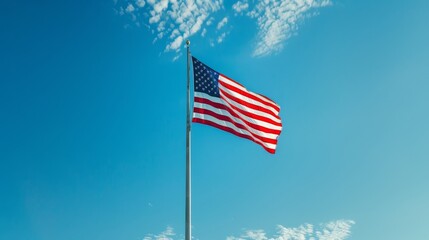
[227,220,355,240]
[232,0,249,15]
[247,0,332,57]
[116,0,225,54]
[142,220,354,240]
[115,0,332,58]
[217,17,228,30]
[143,226,176,240]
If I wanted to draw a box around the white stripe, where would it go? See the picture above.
[194,102,279,139]
[219,84,279,116]
[220,91,282,124]
[218,75,280,109]
[195,92,223,103]
[193,113,277,150]
[194,92,282,131]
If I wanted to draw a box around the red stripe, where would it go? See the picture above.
[194,97,282,134]
[192,118,276,154]
[218,93,283,127]
[219,74,280,112]
[219,87,281,119]
[219,73,244,87]
[193,107,279,144]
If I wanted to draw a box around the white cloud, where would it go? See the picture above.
[217,32,227,43]
[232,0,249,15]
[170,29,180,39]
[206,17,214,26]
[249,0,332,57]
[190,15,207,36]
[143,226,176,240]
[149,14,161,24]
[116,0,332,58]
[117,0,225,57]
[217,17,228,30]
[239,230,268,240]
[125,3,135,13]
[142,220,354,240]
[136,0,145,8]
[316,220,355,240]
[166,35,183,51]
[172,54,182,62]
[228,220,355,240]
[152,0,169,13]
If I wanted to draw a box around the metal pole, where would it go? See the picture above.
[185,39,192,240]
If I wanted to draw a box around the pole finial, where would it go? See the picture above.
[186,40,190,46]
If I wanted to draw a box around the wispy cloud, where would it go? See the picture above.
[125,3,135,13]
[227,220,355,240]
[201,28,207,37]
[315,220,355,240]
[115,0,225,56]
[217,17,228,30]
[232,0,249,15]
[247,0,332,57]
[143,226,176,240]
[136,0,145,8]
[142,220,354,240]
[217,32,228,43]
[115,0,332,58]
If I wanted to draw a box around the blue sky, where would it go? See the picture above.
[1,0,429,239]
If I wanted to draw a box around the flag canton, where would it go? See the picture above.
[192,57,220,97]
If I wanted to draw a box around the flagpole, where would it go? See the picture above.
[185,39,192,240]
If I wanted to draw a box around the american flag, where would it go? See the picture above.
[192,57,282,154]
